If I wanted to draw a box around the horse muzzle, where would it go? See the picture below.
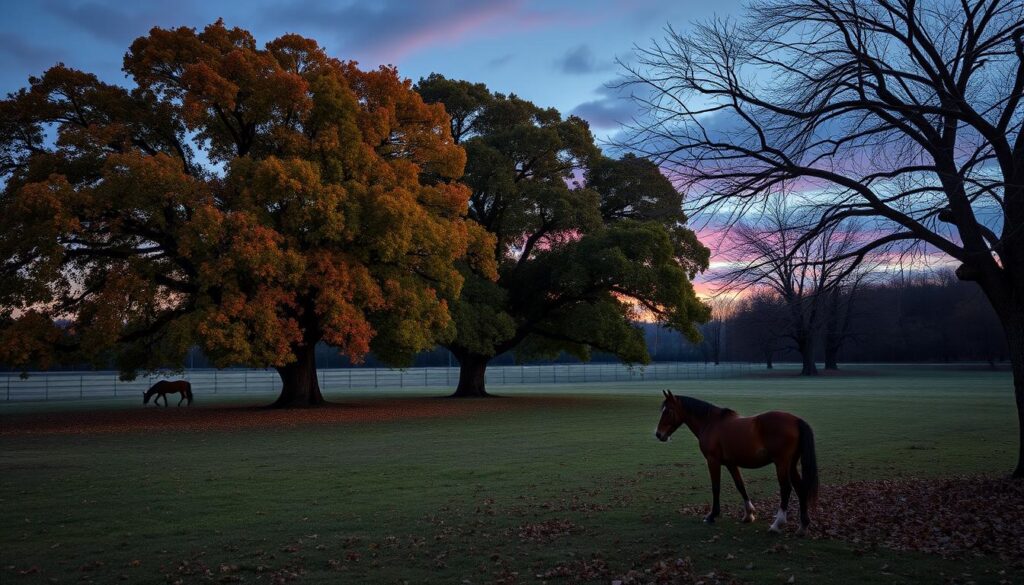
[654,431,669,442]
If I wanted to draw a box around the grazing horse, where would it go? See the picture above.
[143,380,193,407]
[654,390,818,535]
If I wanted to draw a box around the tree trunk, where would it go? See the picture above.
[1006,309,1024,478]
[271,342,324,407]
[798,336,818,376]
[823,288,841,370]
[765,352,774,370]
[452,353,491,397]
[824,343,839,371]
[974,270,1023,478]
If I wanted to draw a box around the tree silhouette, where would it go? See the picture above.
[717,199,867,375]
[624,0,1024,476]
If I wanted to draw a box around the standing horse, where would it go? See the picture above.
[655,390,818,535]
[143,380,193,407]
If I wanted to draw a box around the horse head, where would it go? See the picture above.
[655,389,685,442]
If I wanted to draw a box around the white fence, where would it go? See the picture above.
[0,361,756,402]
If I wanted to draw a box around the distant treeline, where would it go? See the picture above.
[8,272,1005,373]
[720,271,1007,367]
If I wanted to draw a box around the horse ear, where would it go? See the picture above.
[662,390,668,398]
[666,390,675,400]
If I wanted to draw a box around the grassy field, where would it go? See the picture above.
[1,366,1019,584]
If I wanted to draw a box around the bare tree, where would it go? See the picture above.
[701,296,736,364]
[717,199,866,374]
[822,270,870,370]
[623,0,1024,476]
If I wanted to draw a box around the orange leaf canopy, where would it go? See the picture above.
[0,20,495,378]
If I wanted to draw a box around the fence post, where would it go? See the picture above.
[374,368,378,388]
[45,375,49,401]
[214,370,218,393]
[80,376,83,399]
[113,375,117,398]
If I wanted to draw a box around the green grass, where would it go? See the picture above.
[1,365,1019,584]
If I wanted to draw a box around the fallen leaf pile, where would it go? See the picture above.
[512,518,580,542]
[613,556,742,585]
[811,475,1024,561]
[536,557,611,581]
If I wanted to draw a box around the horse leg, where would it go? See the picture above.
[727,465,756,523]
[161,394,168,407]
[790,461,810,536]
[178,394,184,407]
[768,461,791,533]
[704,460,721,524]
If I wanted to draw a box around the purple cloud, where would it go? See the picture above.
[262,0,562,63]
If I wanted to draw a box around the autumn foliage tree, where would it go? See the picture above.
[0,21,493,406]
[416,75,710,397]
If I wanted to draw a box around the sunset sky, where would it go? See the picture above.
[0,1,752,138]
[0,0,957,294]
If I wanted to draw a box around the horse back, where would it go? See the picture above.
[150,380,189,394]
[752,410,802,457]
[708,411,800,468]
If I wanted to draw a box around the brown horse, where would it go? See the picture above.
[655,390,818,535]
[143,380,193,407]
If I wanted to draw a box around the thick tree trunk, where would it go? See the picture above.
[452,353,491,397]
[1006,310,1024,478]
[972,267,1023,478]
[271,343,324,407]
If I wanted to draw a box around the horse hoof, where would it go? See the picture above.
[767,525,782,534]
[742,515,756,524]
[703,516,716,524]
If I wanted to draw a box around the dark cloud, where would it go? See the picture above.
[41,0,198,45]
[570,82,640,130]
[487,53,515,68]
[0,32,62,69]
[555,44,612,74]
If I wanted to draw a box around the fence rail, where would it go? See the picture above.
[0,361,756,402]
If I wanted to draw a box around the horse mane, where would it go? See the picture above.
[677,396,736,419]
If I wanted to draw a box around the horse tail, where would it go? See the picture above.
[185,382,193,405]
[797,418,818,506]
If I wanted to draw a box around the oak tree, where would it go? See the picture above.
[0,22,493,406]
[416,75,710,397]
